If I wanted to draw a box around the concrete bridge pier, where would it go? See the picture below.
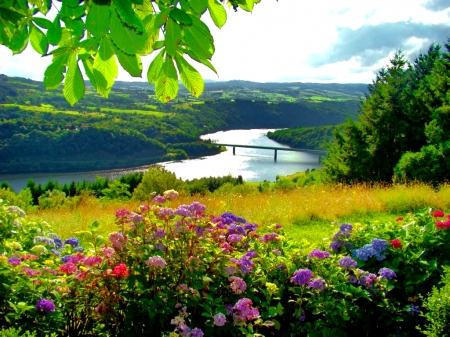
[233,147,236,155]
[274,149,277,161]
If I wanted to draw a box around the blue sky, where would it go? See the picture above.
[0,0,449,84]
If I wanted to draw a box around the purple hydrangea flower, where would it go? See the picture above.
[213,313,226,326]
[228,234,242,243]
[359,272,378,287]
[194,226,204,237]
[338,257,358,269]
[175,205,192,217]
[53,238,63,249]
[8,257,21,266]
[229,276,247,294]
[146,256,167,269]
[152,195,166,204]
[158,208,175,217]
[244,223,258,231]
[153,228,166,240]
[190,328,204,337]
[378,267,397,280]
[308,277,326,291]
[232,298,260,323]
[73,247,84,253]
[329,240,344,252]
[308,248,330,259]
[299,310,306,322]
[290,269,313,285]
[228,224,247,235]
[261,232,279,242]
[340,223,353,232]
[130,213,144,223]
[35,299,55,313]
[64,237,79,247]
[189,201,206,213]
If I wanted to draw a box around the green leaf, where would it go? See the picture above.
[64,54,85,105]
[0,7,25,24]
[140,14,159,55]
[47,17,62,45]
[44,48,71,90]
[32,17,52,30]
[8,22,28,54]
[165,18,181,57]
[154,11,169,29]
[109,4,147,54]
[183,15,214,59]
[208,0,226,29]
[29,22,48,55]
[93,36,118,98]
[113,0,143,33]
[86,3,111,38]
[189,0,208,14]
[184,48,217,75]
[169,7,193,25]
[155,56,178,103]
[174,53,204,97]
[112,42,142,77]
[82,56,97,89]
[147,49,164,83]
[79,38,99,56]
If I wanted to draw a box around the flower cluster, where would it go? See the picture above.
[338,256,358,269]
[308,248,330,259]
[308,277,326,291]
[146,256,167,269]
[228,276,247,294]
[390,239,402,248]
[35,299,55,313]
[378,267,397,280]
[290,269,313,286]
[352,238,387,261]
[329,223,353,252]
[232,298,260,324]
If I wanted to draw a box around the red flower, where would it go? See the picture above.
[59,262,77,275]
[395,217,404,222]
[432,210,445,217]
[112,263,129,278]
[436,221,450,229]
[390,239,402,248]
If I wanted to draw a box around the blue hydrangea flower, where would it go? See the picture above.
[407,304,420,316]
[378,267,397,280]
[338,256,358,268]
[64,237,79,247]
[290,269,313,285]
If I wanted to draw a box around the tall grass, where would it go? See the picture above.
[30,182,450,246]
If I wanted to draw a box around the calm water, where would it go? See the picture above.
[0,129,323,192]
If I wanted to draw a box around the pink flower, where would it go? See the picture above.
[102,247,116,258]
[109,232,127,250]
[145,256,167,269]
[112,263,129,278]
[228,276,247,294]
[82,256,103,266]
[115,209,131,218]
[59,262,77,275]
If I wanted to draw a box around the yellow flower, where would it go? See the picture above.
[266,282,279,296]
[7,241,22,250]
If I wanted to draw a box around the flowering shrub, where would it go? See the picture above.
[1,198,450,336]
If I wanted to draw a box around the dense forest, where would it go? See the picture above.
[318,43,450,184]
[0,75,363,174]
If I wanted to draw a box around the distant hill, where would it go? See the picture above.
[0,74,367,174]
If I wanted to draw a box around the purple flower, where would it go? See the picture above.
[329,240,344,252]
[35,299,55,313]
[340,223,353,232]
[225,304,233,315]
[308,277,326,291]
[291,269,313,285]
[152,195,166,204]
[158,208,175,217]
[338,257,358,269]
[244,223,258,231]
[227,234,242,243]
[53,238,63,249]
[272,249,282,255]
[194,226,204,237]
[378,267,397,280]
[7,257,21,266]
[232,298,260,323]
[359,272,378,287]
[64,237,79,247]
[153,228,166,240]
[189,201,206,213]
[73,247,84,253]
[190,328,204,337]
[130,213,144,223]
[213,313,226,326]
[175,205,192,217]
[308,249,330,259]
[228,224,246,235]
[261,232,279,242]
[228,276,247,294]
[244,250,257,259]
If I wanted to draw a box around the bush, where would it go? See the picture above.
[132,165,187,200]
[420,266,450,336]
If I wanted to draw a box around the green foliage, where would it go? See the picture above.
[132,165,186,200]
[323,43,450,184]
[0,0,264,104]
[267,125,335,150]
[420,266,450,336]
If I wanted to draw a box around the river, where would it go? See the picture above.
[0,129,323,192]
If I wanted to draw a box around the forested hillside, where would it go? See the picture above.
[0,75,363,174]
[322,43,450,184]
[266,125,336,150]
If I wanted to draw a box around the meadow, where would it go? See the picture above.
[31,182,450,247]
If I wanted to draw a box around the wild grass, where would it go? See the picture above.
[30,182,450,247]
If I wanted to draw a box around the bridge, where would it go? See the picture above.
[215,143,327,162]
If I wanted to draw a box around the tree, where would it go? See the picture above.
[0,0,262,105]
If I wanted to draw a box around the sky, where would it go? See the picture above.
[0,0,449,84]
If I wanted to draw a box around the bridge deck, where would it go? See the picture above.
[215,143,327,154]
